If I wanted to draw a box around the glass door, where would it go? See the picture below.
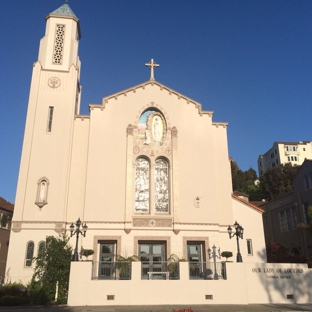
[98,243,116,279]
[187,243,204,279]
[139,243,166,279]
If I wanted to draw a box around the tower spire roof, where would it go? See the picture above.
[50,2,77,18]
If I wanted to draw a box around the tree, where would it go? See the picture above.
[30,233,72,304]
[231,161,261,200]
[259,163,299,201]
[298,205,312,236]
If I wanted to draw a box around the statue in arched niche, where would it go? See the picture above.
[39,181,47,202]
[152,115,163,142]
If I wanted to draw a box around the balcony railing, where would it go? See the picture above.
[91,261,227,280]
[141,261,180,280]
[189,262,226,280]
[92,261,132,280]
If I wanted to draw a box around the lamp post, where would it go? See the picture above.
[70,218,88,261]
[227,221,244,263]
[208,245,221,280]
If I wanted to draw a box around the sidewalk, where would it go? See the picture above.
[0,304,312,312]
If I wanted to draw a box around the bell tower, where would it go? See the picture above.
[12,2,82,223]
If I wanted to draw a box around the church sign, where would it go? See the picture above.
[251,267,304,279]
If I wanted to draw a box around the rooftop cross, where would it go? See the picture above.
[145,58,159,81]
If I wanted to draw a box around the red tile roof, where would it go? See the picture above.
[232,194,264,213]
[0,197,14,213]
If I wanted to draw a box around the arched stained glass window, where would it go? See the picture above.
[38,241,46,259]
[135,158,150,212]
[25,241,34,267]
[155,158,169,212]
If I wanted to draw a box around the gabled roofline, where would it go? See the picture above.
[97,80,214,117]
[292,158,312,183]
[258,191,294,207]
[232,194,264,214]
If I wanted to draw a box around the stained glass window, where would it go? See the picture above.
[25,241,34,267]
[38,241,46,259]
[135,158,150,212]
[155,159,169,212]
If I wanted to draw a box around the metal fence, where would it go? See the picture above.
[141,260,180,280]
[188,261,226,280]
[92,261,132,280]
[91,261,226,280]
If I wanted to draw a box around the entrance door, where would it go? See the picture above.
[187,242,205,279]
[98,242,116,279]
[139,242,166,279]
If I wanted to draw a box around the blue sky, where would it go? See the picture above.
[1,0,312,203]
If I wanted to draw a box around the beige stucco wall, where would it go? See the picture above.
[68,262,312,306]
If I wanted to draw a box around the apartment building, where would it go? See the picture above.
[258,141,312,176]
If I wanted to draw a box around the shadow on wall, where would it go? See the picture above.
[257,248,312,303]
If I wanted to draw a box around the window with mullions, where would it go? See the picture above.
[155,158,169,212]
[38,241,46,259]
[135,158,150,212]
[25,241,34,267]
[135,157,170,213]
[279,208,297,232]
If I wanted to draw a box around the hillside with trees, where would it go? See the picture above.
[231,160,299,202]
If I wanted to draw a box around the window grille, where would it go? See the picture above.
[53,24,65,65]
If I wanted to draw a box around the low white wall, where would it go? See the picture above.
[67,262,312,306]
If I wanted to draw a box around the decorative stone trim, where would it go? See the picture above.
[54,222,64,233]
[127,124,135,136]
[194,196,201,208]
[92,236,122,277]
[171,127,178,138]
[48,77,61,88]
[183,236,210,261]
[12,222,22,233]
[124,229,131,234]
[134,236,171,257]
[133,217,172,227]
[212,122,228,128]
[173,229,180,235]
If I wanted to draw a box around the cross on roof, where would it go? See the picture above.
[145,58,159,81]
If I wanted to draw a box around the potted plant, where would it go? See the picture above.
[220,251,232,279]
[115,255,138,279]
[167,254,185,279]
[80,248,94,261]
[221,251,233,262]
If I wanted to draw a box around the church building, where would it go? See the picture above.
[7,2,311,306]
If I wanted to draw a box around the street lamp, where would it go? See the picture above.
[70,218,88,261]
[208,245,221,280]
[227,221,244,263]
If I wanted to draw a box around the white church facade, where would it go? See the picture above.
[6,3,312,306]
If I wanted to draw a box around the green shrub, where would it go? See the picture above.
[0,295,28,306]
[0,282,27,297]
[27,280,50,305]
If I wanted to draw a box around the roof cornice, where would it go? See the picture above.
[91,80,214,117]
